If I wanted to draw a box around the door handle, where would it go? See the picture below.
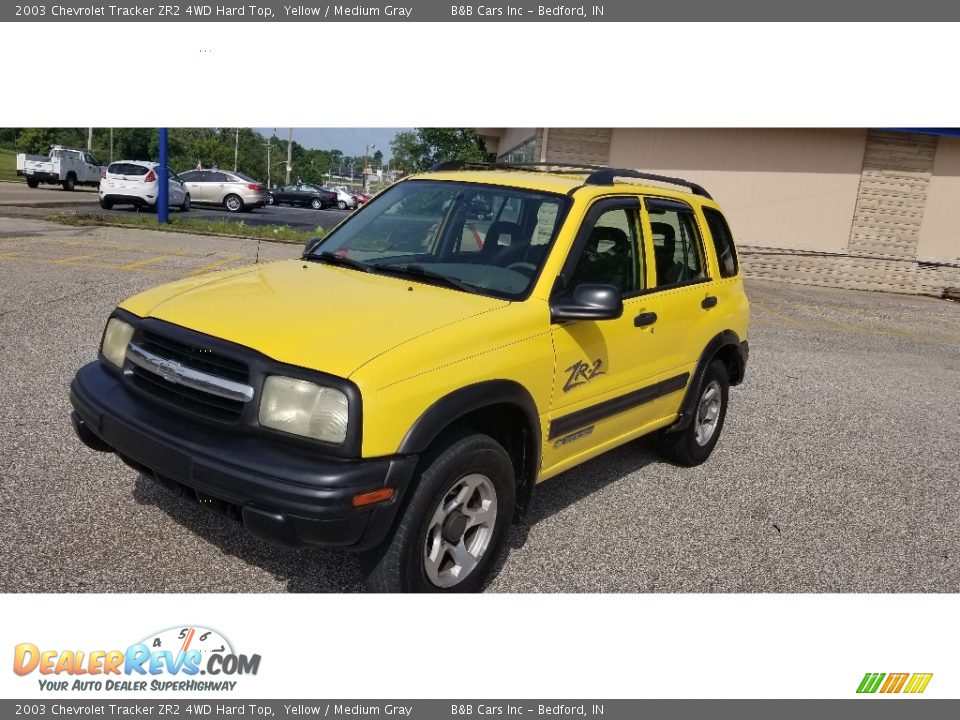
[634,312,658,327]
[701,296,718,309]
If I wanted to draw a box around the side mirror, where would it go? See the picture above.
[302,236,324,257]
[551,283,623,323]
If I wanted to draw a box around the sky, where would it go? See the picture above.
[255,128,407,160]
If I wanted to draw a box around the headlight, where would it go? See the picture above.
[100,317,135,369]
[259,376,349,444]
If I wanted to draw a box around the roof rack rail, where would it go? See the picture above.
[429,159,469,171]
[426,160,712,199]
[429,160,610,175]
[584,169,712,199]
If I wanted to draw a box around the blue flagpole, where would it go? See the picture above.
[158,128,169,224]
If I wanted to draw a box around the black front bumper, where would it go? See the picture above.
[70,361,417,551]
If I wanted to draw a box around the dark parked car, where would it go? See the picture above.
[269,183,337,209]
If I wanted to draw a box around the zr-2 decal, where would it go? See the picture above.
[563,358,605,392]
[553,426,595,448]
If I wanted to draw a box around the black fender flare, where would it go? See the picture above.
[398,380,542,516]
[668,330,745,433]
[399,379,541,460]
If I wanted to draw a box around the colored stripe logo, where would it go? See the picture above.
[857,673,933,694]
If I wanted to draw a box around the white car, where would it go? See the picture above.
[99,161,190,211]
[325,186,358,210]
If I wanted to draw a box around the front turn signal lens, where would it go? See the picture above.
[351,488,395,507]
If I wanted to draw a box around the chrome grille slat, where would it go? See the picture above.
[125,343,254,402]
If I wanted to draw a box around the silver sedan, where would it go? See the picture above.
[178,169,269,212]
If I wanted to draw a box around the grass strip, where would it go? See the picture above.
[48,211,325,245]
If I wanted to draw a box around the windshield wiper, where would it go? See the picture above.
[372,263,479,294]
[307,251,372,273]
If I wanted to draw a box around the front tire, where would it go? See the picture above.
[224,194,244,212]
[26,178,39,189]
[361,432,515,593]
[99,197,113,210]
[338,200,347,210]
[658,360,729,467]
[180,194,191,212]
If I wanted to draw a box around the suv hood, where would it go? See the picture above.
[119,259,507,378]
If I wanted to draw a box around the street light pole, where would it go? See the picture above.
[234,128,239,172]
[265,137,272,188]
[285,128,293,185]
[363,143,375,192]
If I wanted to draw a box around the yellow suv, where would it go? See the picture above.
[70,163,750,592]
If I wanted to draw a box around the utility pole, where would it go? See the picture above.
[265,137,272,188]
[285,128,293,185]
[109,128,114,162]
[363,143,375,192]
[234,128,239,172]
[87,128,93,151]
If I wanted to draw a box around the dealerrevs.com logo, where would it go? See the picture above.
[13,626,261,693]
[857,673,933,695]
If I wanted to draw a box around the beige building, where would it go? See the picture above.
[476,128,960,296]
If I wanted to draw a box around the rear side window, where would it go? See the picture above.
[647,199,708,287]
[703,207,739,278]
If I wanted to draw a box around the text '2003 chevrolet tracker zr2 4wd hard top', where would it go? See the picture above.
[70,162,750,592]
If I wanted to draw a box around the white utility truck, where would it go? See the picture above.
[16,146,103,190]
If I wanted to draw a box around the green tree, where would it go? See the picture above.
[390,128,489,174]
[16,128,59,154]
[389,131,420,175]
[114,128,154,161]
[417,128,489,167]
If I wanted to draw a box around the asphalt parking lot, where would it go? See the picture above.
[1,214,958,593]
[0,183,351,232]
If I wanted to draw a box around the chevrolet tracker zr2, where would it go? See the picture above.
[70,162,750,593]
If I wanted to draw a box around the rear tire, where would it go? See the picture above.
[310,197,323,210]
[338,200,347,210]
[26,178,39,189]
[99,198,113,210]
[62,175,76,191]
[224,194,244,213]
[361,432,515,593]
[658,360,729,467]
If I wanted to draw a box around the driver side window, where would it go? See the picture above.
[567,206,643,294]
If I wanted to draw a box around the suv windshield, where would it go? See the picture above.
[310,180,567,299]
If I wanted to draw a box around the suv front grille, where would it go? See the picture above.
[125,330,252,423]
[138,330,249,383]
